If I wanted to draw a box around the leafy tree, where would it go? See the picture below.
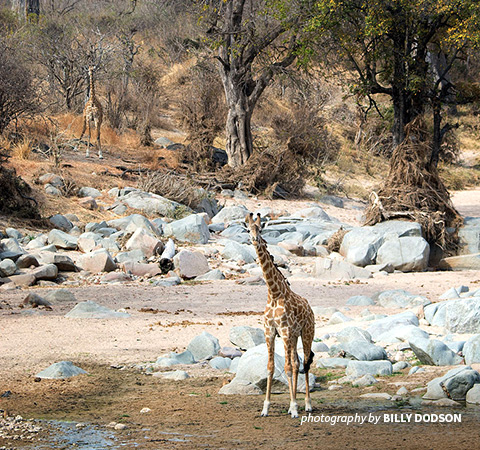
[309,0,480,166]
[202,0,310,168]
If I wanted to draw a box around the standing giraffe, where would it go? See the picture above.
[245,213,315,418]
[79,66,103,159]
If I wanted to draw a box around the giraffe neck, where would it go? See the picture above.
[89,71,95,99]
[254,237,289,299]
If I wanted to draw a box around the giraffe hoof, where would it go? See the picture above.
[260,411,269,417]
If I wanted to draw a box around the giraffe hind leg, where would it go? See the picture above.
[261,331,275,417]
[95,120,103,159]
[301,332,314,413]
[86,120,91,157]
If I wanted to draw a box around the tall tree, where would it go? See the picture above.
[309,0,480,165]
[203,0,308,168]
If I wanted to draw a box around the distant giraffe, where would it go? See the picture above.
[245,213,315,418]
[79,66,103,158]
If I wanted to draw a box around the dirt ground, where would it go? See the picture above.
[2,272,480,449]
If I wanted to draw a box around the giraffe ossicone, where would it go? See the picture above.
[245,213,316,418]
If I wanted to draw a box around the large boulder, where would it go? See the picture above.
[49,214,74,231]
[211,205,249,224]
[409,338,463,366]
[376,235,430,272]
[108,214,162,238]
[36,252,76,271]
[375,289,430,308]
[31,264,58,281]
[163,214,210,244]
[426,297,480,333]
[120,190,189,217]
[121,261,161,277]
[345,360,393,377]
[230,326,265,350]
[423,366,480,401]
[366,311,419,341]
[65,301,130,319]
[173,250,209,279]
[330,341,388,361]
[340,228,384,267]
[458,217,480,255]
[36,361,87,379]
[0,259,16,277]
[463,335,480,365]
[125,228,164,258]
[438,253,480,271]
[78,249,117,273]
[220,240,256,264]
[335,327,372,344]
[314,257,372,280]
[187,331,220,360]
[48,229,78,250]
[77,232,104,253]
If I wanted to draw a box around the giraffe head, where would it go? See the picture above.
[245,213,263,245]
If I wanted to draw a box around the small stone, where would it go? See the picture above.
[140,408,151,414]
[396,386,409,395]
[114,423,127,430]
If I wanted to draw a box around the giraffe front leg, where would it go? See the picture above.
[95,120,103,159]
[261,333,275,417]
[288,340,300,418]
[86,122,91,158]
[302,329,315,413]
[283,339,298,418]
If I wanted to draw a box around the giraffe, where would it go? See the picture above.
[79,66,103,159]
[245,213,315,418]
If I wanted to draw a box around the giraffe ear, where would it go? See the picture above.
[255,213,262,228]
[245,213,254,226]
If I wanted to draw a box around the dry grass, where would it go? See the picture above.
[11,137,33,160]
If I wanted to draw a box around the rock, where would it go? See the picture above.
[423,366,480,401]
[121,261,161,277]
[376,324,429,344]
[219,347,243,359]
[346,295,374,306]
[218,378,262,395]
[154,136,174,147]
[328,311,353,325]
[312,341,329,352]
[107,214,162,238]
[36,361,88,379]
[195,196,220,219]
[458,217,480,254]
[3,273,36,287]
[316,358,350,369]
[173,250,209,279]
[366,311,419,341]
[187,331,220,360]
[1,237,24,255]
[229,357,241,373]
[360,393,392,400]
[444,297,480,333]
[408,366,424,376]
[0,259,16,277]
[375,289,430,308]
[331,341,387,361]
[439,286,468,300]
[438,253,480,270]
[292,206,331,221]
[31,264,58,281]
[121,190,188,217]
[78,187,101,198]
[23,292,51,308]
[156,350,196,367]
[100,272,133,283]
[392,361,410,371]
[421,398,462,407]
[25,235,48,250]
[346,360,393,377]
[340,228,384,266]
[220,225,250,244]
[209,356,231,370]
[160,238,175,260]
[163,214,210,244]
[230,326,265,350]
[77,232,103,253]
[463,335,480,365]
[44,289,76,303]
[114,423,127,430]
[78,249,117,273]
[220,240,256,264]
[364,263,394,273]
[319,195,344,208]
[115,249,146,264]
[312,306,338,317]
[45,184,62,196]
[211,205,249,224]
[48,229,78,250]
[49,214,73,232]
[125,228,163,258]
[39,173,63,186]
[335,327,372,344]
[152,275,181,287]
[314,257,372,280]
[466,384,480,404]
[232,343,315,393]
[15,254,39,269]
[353,374,378,387]
[159,370,190,381]
[396,386,409,395]
[409,338,463,366]
[65,301,130,319]
[195,269,225,281]
[376,235,430,272]
[36,253,76,271]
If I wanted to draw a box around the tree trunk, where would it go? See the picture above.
[225,100,253,168]
[430,101,442,169]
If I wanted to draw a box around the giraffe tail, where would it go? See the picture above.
[299,351,314,374]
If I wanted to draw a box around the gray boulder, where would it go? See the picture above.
[159,370,190,380]
[65,301,130,319]
[230,326,265,350]
[187,331,220,361]
[164,214,210,244]
[312,341,329,352]
[209,356,231,370]
[423,366,480,401]
[44,289,77,303]
[49,214,73,231]
[346,295,374,306]
[0,259,16,277]
[125,228,163,258]
[78,249,117,273]
[211,205,249,224]
[314,257,372,280]
[466,384,480,404]
[195,269,225,281]
[353,374,378,387]
[115,249,146,264]
[108,214,162,238]
[78,187,101,198]
[316,358,350,369]
[463,335,480,365]
[5,228,22,239]
[346,360,393,377]
[77,232,103,253]
[328,311,353,325]
[340,228,383,267]
[220,240,256,264]
[31,264,58,281]
[36,361,87,379]
[335,327,372,344]
[444,297,480,333]
[36,252,76,271]
[376,324,429,344]
[330,341,387,361]
[409,338,463,366]
[121,190,189,217]
[366,311,419,341]
[48,229,78,250]
[15,254,39,269]
[156,350,196,366]
[173,250,209,279]
[218,378,262,395]
[375,289,430,308]
[45,184,62,196]
[376,235,430,272]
